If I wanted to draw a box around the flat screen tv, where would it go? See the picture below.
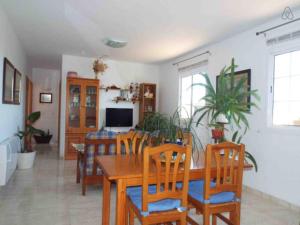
[106,108,133,127]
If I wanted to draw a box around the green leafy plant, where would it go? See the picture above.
[193,58,260,171]
[231,130,258,172]
[139,110,204,153]
[194,58,260,132]
[16,111,45,152]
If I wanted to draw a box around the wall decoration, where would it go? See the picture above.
[14,69,22,104]
[216,69,251,110]
[93,58,108,79]
[40,93,52,103]
[2,58,15,104]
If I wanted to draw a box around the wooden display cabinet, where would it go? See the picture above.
[139,83,156,123]
[65,77,99,160]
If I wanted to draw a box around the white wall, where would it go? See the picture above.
[159,11,300,207]
[60,55,159,157]
[0,5,27,143]
[31,68,60,144]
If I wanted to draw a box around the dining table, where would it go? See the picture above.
[95,151,252,225]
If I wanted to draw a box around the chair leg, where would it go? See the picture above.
[82,179,86,196]
[129,206,134,225]
[203,206,210,225]
[234,203,241,225]
[180,212,187,225]
[76,157,80,183]
[212,214,217,225]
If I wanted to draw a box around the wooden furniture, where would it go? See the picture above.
[139,83,156,123]
[76,137,116,195]
[132,132,150,154]
[186,142,245,225]
[126,144,192,225]
[65,77,99,160]
[116,130,135,154]
[116,131,150,154]
[95,146,251,225]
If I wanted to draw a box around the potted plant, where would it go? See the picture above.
[194,58,260,170]
[16,111,44,169]
[33,129,52,144]
[139,110,204,154]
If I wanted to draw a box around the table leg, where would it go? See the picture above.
[102,175,111,225]
[116,179,127,225]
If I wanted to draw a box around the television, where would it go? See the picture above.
[106,108,133,127]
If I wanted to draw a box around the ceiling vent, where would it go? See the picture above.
[266,30,300,46]
[103,38,127,48]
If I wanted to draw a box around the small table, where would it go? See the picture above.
[96,153,252,225]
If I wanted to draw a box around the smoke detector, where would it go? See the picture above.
[103,38,127,48]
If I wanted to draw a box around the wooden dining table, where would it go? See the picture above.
[95,151,252,225]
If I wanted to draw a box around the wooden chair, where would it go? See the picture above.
[132,132,150,154]
[116,130,135,154]
[116,131,149,155]
[126,144,192,225]
[76,138,116,195]
[186,142,245,225]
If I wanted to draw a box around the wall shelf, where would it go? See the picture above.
[112,97,139,104]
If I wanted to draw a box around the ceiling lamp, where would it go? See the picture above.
[103,38,127,48]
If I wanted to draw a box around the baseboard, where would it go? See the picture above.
[243,185,300,213]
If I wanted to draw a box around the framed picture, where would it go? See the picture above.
[40,93,52,103]
[14,69,22,104]
[216,69,251,110]
[2,58,15,104]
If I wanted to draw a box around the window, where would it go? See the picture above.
[179,73,206,118]
[272,49,300,126]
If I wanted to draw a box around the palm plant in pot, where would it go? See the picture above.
[194,58,260,170]
[16,111,44,169]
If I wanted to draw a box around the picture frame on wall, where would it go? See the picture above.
[216,69,251,110]
[40,93,52,103]
[14,69,22,104]
[2,58,15,104]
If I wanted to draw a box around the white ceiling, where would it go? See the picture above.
[1,0,300,68]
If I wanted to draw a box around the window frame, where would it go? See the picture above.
[268,42,300,129]
[178,67,207,119]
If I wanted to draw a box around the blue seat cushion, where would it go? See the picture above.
[177,180,236,204]
[127,185,181,213]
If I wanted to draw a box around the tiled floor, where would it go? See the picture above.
[0,145,299,225]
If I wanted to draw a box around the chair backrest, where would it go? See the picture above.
[116,130,135,154]
[132,132,150,154]
[142,144,192,213]
[204,142,245,201]
[116,131,149,155]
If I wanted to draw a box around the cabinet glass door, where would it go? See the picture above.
[85,86,97,128]
[69,85,81,128]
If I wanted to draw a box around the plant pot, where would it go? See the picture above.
[211,128,224,140]
[17,151,36,169]
[33,135,52,144]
